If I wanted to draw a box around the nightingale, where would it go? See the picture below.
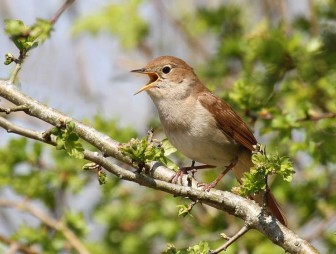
[131,56,287,226]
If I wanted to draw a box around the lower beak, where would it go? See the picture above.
[131,69,158,95]
[134,83,156,95]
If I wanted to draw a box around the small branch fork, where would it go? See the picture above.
[0,104,29,114]
[210,225,250,254]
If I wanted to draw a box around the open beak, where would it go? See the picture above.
[131,68,159,95]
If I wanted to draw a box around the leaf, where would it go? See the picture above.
[177,204,193,218]
[187,241,211,254]
[161,139,177,156]
[53,122,85,159]
[98,170,107,185]
[30,18,53,44]
[4,19,29,37]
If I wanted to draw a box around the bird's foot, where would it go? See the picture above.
[197,180,220,192]
[197,159,237,191]
[170,161,215,185]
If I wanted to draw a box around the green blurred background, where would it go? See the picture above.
[0,0,335,253]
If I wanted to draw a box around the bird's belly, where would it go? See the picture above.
[166,129,240,167]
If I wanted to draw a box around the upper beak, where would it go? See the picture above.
[131,68,159,95]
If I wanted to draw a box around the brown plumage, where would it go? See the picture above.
[132,56,287,226]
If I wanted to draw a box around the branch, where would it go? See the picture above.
[297,112,336,122]
[0,104,29,114]
[0,80,319,253]
[0,199,89,254]
[50,0,75,24]
[0,81,130,164]
[0,116,53,143]
[0,235,39,254]
[211,225,250,254]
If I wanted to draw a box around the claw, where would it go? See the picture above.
[170,161,215,185]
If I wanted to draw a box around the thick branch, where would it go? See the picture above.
[0,80,319,254]
[0,81,130,164]
[0,199,89,254]
[83,151,319,254]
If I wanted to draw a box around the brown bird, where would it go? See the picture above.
[132,56,287,226]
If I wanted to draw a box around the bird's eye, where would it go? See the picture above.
[162,66,171,74]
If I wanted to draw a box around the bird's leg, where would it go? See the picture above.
[198,158,238,191]
[170,161,215,184]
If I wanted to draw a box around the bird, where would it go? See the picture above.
[131,55,287,226]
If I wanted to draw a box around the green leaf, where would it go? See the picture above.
[177,204,193,218]
[187,241,211,254]
[4,19,29,37]
[30,18,53,44]
[82,162,97,171]
[161,139,177,156]
[98,170,107,185]
[53,122,85,159]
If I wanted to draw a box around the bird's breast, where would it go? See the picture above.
[156,98,241,166]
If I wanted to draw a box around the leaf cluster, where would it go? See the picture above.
[4,18,52,64]
[51,121,85,159]
[119,137,177,170]
[163,241,210,254]
[239,147,295,196]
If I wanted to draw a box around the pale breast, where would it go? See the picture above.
[160,99,241,166]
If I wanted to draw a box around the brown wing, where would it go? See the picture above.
[198,91,257,151]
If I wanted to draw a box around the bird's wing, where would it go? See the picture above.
[198,92,257,151]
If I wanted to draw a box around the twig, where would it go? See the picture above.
[297,112,336,122]
[8,60,23,84]
[0,116,53,144]
[210,225,250,254]
[7,0,75,84]
[0,235,39,254]
[0,199,89,254]
[0,104,29,114]
[50,0,75,24]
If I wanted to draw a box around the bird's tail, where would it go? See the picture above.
[233,150,288,226]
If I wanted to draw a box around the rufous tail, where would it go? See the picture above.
[233,150,288,226]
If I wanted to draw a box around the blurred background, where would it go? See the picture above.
[0,0,335,253]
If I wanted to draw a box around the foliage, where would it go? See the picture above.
[52,121,85,159]
[163,241,211,254]
[71,0,148,49]
[239,147,295,196]
[4,18,52,61]
[120,137,178,170]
